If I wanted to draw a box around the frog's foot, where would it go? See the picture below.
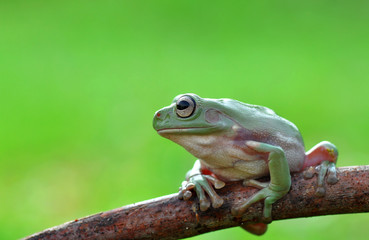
[303,161,337,197]
[231,186,282,223]
[178,173,225,211]
[303,141,338,197]
[231,141,291,222]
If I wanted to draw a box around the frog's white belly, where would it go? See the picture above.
[166,134,269,181]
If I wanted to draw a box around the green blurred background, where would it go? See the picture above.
[1,0,369,239]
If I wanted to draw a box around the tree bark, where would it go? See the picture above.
[24,165,369,240]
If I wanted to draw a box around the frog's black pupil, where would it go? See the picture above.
[177,100,190,110]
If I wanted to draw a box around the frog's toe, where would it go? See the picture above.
[211,195,224,208]
[327,174,338,184]
[231,206,243,217]
[200,199,211,211]
[231,189,267,217]
[183,190,192,200]
[193,181,213,211]
[205,187,224,209]
[303,166,315,179]
[315,186,326,197]
[243,179,269,189]
[178,189,191,200]
[327,162,338,184]
[204,175,225,189]
[178,181,195,200]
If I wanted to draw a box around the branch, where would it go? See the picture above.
[24,165,369,240]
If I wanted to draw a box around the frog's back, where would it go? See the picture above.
[216,98,306,172]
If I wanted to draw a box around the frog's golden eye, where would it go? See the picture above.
[176,96,196,118]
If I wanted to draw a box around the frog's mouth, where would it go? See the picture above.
[157,127,213,134]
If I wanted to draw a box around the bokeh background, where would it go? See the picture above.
[1,1,369,239]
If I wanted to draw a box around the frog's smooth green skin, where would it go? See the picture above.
[153,93,338,235]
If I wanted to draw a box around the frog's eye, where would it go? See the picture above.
[176,96,196,118]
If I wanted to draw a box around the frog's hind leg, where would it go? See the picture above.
[231,141,291,223]
[302,141,338,197]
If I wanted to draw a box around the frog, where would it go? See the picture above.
[153,93,338,235]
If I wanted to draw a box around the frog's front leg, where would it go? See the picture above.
[178,160,225,211]
[231,141,291,222]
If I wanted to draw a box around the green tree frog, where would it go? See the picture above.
[153,94,338,235]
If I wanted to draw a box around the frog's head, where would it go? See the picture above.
[153,93,235,139]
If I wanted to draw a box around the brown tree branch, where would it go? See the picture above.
[24,166,369,240]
